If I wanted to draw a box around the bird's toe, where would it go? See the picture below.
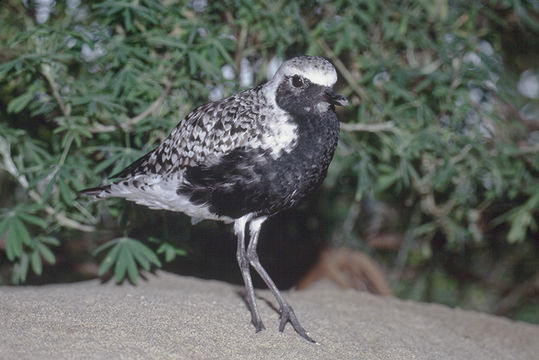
[252,318,266,332]
[279,305,315,343]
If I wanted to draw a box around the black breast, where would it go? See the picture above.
[178,111,339,219]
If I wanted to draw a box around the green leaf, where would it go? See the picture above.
[7,92,33,113]
[0,216,10,242]
[157,242,186,262]
[93,152,124,174]
[36,242,56,264]
[41,172,59,203]
[412,222,436,237]
[0,58,21,78]
[95,238,162,283]
[132,249,151,271]
[19,213,48,229]
[114,242,129,283]
[13,217,32,246]
[165,245,175,262]
[124,245,138,284]
[376,172,400,191]
[96,240,121,276]
[16,253,30,284]
[30,250,43,275]
[59,180,74,204]
[93,238,119,256]
[507,210,534,243]
[38,236,61,247]
[130,239,161,267]
[6,223,23,261]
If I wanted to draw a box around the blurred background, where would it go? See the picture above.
[1,0,538,324]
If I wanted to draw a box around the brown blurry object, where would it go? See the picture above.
[72,262,100,278]
[365,232,403,250]
[296,247,393,296]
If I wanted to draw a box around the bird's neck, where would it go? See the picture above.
[293,110,340,162]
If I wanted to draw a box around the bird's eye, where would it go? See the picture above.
[291,75,303,88]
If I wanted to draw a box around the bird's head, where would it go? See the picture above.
[267,56,348,116]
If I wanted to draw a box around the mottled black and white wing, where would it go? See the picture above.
[113,87,269,179]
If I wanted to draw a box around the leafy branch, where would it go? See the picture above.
[0,136,95,232]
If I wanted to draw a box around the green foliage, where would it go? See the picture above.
[150,237,188,263]
[93,237,162,284]
[0,0,537,321]
[0,201,60,283]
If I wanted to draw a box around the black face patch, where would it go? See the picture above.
[275,77,333,116]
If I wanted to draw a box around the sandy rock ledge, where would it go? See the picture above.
[1,271,538,360]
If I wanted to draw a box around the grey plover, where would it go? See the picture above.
[82,55,348,342]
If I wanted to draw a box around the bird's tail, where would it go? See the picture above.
[79,184,114,199]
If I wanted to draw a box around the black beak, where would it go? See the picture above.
[324,88,349,106]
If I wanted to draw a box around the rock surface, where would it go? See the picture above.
[1,271,538,359]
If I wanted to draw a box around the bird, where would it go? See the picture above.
[81,55,348,342]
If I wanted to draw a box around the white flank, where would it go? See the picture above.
[106,174,234,223]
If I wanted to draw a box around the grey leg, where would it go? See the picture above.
[247,217,315,343]
[234,216,265,332]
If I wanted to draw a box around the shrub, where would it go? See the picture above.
[1,0,537,321]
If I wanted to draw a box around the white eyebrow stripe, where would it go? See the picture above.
[283,67,337,87]
[298,69,337,87]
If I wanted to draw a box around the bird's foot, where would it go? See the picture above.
[279,304,315,343]
[251,316,266,332]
